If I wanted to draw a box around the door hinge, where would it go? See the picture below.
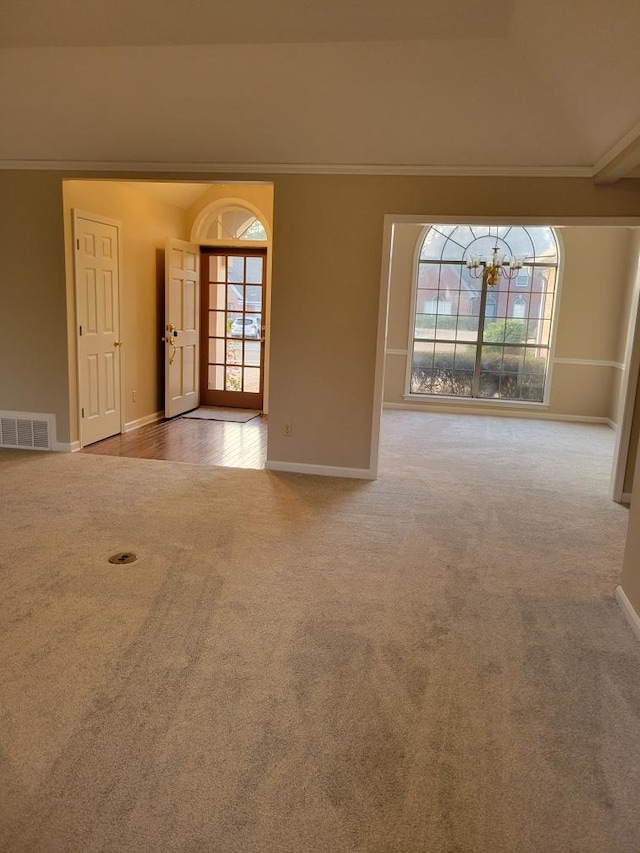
[79,325,83,336]
[81,408,85,418]
[76,238,80,250]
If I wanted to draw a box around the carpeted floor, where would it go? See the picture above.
[1,412,639,852]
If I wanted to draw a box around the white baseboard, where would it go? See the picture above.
[63,413,161,451]
[615,585,640,641]
[384,402,610,424]
[265,460,376,480]
[622,492,632,504]
[124,411,163,432]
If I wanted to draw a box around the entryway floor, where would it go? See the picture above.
[82,414,268,468]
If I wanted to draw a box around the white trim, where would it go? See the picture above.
[372,215,640,482]
[615,585,640,641]
[554,357,624,369]
[542,231,564,405]
[594,119,640,174]
[387,348,409,356]
[388,214,640,227]
[66,441,82,452]
[265,460,376,480]
[385,401,610,424]
[400,395,549,410]
[124,411,163,432]
[190,197,272,243]
[369,220,395,479]
[593,119,640,184]
[404,224,430,398]
[622,492,632,504]
[610,236,640,502]
[0,159,596,178]
[402,223,562,408]
[72,209,125,448]
[606,418,617,430]
[191,199,272,414]
[72,207,122,230]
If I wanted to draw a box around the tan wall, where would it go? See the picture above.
[383,224,638,423]
[2,171,640,464]
[265,175,640,470]
[62,180,188,442]
[555,229,635,364]
[0,173,69,439]
[5,169,640,634]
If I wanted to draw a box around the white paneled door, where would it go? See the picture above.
[74,212,122,447]
[164,239,200,418]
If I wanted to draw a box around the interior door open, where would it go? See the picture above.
[200,248,266,410]
[74,211,123,446]
[164,239,200,418]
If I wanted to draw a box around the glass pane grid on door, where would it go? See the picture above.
[202,250,265,407]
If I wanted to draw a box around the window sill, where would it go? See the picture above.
[401,394,550,411]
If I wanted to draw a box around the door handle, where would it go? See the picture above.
[164,322,178,364]
[114,340,123,347]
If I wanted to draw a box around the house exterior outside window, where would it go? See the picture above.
[409,225,559,402]
[512,296,528,318]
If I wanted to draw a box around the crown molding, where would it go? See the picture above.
[593,118,640,184]
[0,159,596,178]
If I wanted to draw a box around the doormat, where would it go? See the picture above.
[182,407,261,423]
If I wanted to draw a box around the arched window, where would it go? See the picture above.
[411,224,559,401]
[205,206,267,241]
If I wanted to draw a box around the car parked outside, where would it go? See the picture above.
[230,316,261,338]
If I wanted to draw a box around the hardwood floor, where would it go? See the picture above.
[82,415,268,468]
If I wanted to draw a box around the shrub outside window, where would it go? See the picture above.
[410,225,559,402]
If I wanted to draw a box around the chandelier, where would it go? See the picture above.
[466,245,525,287]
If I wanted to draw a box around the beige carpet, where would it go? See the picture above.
[1,412,639,852]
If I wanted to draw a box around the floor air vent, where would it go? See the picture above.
[0,413,53,450]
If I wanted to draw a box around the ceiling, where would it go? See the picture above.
[1,0,639,181]
[123,181,215,210]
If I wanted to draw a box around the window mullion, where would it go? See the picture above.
[472,274,489,397]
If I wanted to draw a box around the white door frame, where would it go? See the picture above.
[611,234,640,502]
[190,198,272,414]
[72,208,125,448]
[372,214,640,488]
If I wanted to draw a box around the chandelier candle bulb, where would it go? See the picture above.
[466,245,524,287]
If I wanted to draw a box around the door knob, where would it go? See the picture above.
[114,340,123,347]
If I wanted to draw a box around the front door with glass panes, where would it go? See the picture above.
[200,248,265,409]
